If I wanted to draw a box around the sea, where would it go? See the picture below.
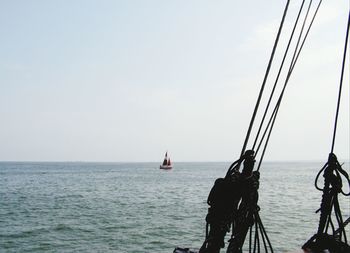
[0,161,349,253]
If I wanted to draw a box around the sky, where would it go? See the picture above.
[0,0,349,162]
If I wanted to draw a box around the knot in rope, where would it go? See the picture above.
[315,153,350,196]
[304,153,350,252]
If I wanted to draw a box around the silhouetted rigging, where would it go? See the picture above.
[174,1,349,252]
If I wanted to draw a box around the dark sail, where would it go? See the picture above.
[162,152,168,165]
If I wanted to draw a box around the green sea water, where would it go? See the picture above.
[0,162,349,252]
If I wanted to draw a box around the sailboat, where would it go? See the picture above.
[160,151,173,170]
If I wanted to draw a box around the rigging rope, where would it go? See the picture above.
[255,0,323,170]
[303,6,350,253]
[240,0,290,158]
[199,1,326,252]
[178,1,347,253]
[254,0,316,158]
[199,1,325,253]
[331,4,350,154]
[303,154,350,252]
[251,0,306,151]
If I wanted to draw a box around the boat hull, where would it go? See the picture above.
[160,165,172,170]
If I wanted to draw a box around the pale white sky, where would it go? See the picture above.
[0,0,349,162]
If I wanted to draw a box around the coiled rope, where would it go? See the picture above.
[302,6,350,253]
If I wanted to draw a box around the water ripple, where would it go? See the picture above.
[0,162,349,253]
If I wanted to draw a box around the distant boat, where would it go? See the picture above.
[160,152,172,170]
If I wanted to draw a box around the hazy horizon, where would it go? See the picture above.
[1,159,350,163]
[1,1,349,162]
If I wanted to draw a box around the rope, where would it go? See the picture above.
[253,0,313,155]
[255,0,316,158]
[240,0,290,158]
[334,216,350,235]
[315,156,350,196]
[255,0,323,170]
[303,153,350,252]
[200,1,325,252]
[252,0,306,151]
[334,196,347,243]
[331,8,350,153]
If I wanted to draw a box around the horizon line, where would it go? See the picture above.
[1,159,349,163]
